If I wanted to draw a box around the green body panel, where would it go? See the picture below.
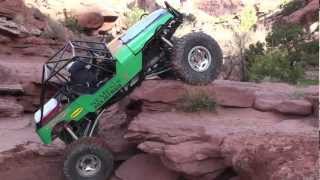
[126,13,174,54]
[37,10,173,144]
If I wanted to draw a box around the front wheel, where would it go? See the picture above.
[171,32,223,85]
[63,137,114,180]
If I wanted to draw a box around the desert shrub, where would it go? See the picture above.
[245,22,318,84]
[297,40,319,67]
[266,23,304,49]
[62,15,83,33]
[248,50,304,83]
[280,0,306,16]
[179,91,216,112]
[41,18,68,40]
[265,23,318,67]
[123,7,146,28]
[60,9,83,34]
[244,41,265,67]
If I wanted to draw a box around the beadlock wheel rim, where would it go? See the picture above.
[187,46,212,72]
[76,154,102,177]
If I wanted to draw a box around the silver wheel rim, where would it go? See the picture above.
[187,46,212,72]
[76,154,102,177]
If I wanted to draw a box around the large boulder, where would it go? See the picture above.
[125,109,318,180]
[76,12,105,30]
[72,5,119,34]
[114,154,179,180]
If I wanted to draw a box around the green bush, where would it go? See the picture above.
[124,7,146,28]
[248,50,304,83]
[298,40,319,67]
[266,23,304,49]
[179,91,216,112]
[245,41,265,67]
[245,22,318,84]
[265,23,319,67]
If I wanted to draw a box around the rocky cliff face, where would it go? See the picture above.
[0,0,71,56]
[0,76,318,180]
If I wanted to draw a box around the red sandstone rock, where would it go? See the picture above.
[253,91,288,111]
[0,97,23,117]
[210,80,258,107]
[305,95,319,118]
[275,99,312,116]
[195,0,242,16]
[130,80,318,115]
[126,109,318,180]
[115,154,179,180]
[130,80,187,111]
[162,157,226,176]
[284,0,319,25]
[99,107,138,160]
[76,12,105,30]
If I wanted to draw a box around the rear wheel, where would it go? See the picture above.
[63,137,114,180]
[171,32,222,85]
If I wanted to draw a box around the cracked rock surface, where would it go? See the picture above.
[125,107,318,180]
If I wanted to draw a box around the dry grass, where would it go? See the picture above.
[178,90,217,112]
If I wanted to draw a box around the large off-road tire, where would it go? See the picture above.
[171,32,222,85]
[63,137,114,180]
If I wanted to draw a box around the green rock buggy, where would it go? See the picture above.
[34,2,222,180]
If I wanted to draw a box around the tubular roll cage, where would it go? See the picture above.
[38,41,115,127]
